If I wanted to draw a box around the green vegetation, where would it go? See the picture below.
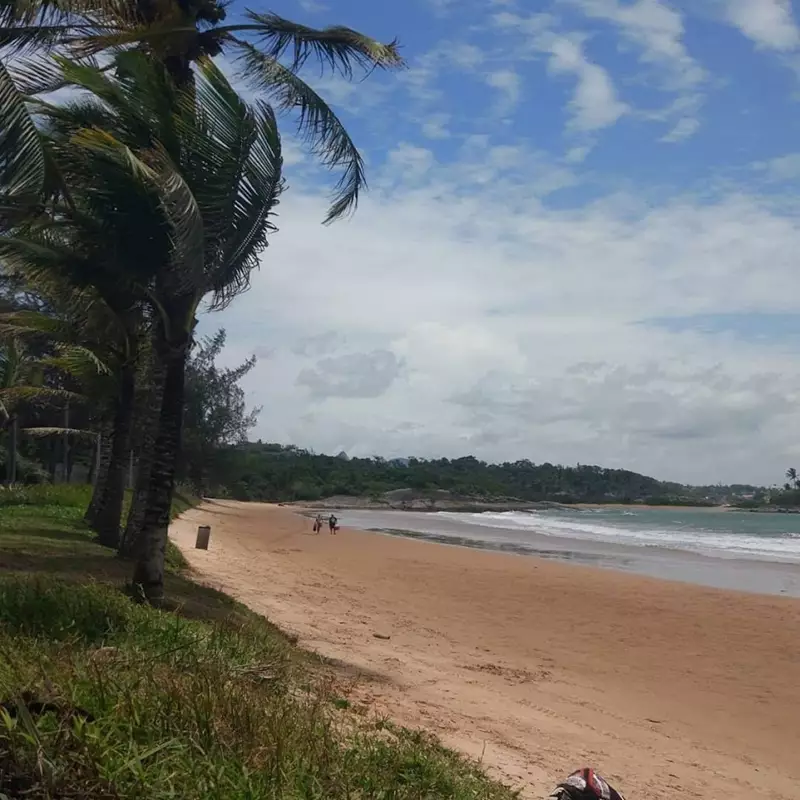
[730,468,800,510]
[204,443,749,506]
[0,486,515,799]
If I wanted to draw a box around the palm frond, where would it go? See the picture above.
[222,12,403,77]
[53,51,181,156]
[70,125,157,183]
[67,23,196,59]
[53,55,131,116]
[0,384,86,405]
[0,57,46,198]
[0,337,22,390]
[0,24,75,55]
[177,56,281,307]
[0,0,81,28]
[0,232,105,296]
[208,98,282,308]
[70,125,204,290]
[8,53,66,95]
[0,0,135,48]
[0,308,73,338]
[8,52,90,95]
[149,144,205,286]
[43,343,110,375]
[232,39,363,222]
[23,425,96,438]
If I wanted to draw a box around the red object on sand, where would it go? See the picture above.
[550,769,625,800]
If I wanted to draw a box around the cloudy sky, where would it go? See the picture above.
[203,0,800,485]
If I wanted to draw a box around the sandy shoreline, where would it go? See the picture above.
[332,508,800,597]
[171,500,800,799]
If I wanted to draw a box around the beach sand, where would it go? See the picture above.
[170,500,800,799]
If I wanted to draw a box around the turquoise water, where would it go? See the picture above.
[439,507,800,563]
[336,506,800,595]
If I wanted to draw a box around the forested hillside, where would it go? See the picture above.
[205,442,720,505]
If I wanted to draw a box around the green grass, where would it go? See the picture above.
[0,484,197,580]
[0,482,97,509]
[0,485,517,799]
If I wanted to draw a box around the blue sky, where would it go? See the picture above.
[280,0,800,189]
[207,0,800,484]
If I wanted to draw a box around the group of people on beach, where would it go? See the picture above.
[313,513,338,535]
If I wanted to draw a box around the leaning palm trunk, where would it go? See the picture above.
[93,363,136,548]
[132,322,191,604]
[119,353,165,559]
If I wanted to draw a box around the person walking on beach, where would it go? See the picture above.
[313,514,323,534]
[328,514,338,535]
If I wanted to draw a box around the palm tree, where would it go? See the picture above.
[787,468,798,489]
[0,290,136,547]
[3,51,284,601]
[0,332,103,483]
[0,4,403,223]
[1,7,403,601]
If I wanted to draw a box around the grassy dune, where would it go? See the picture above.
[0,486,517,799]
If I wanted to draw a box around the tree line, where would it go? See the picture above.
[202,443,726,506]
[0,1,403,603]
[756,468,800,508]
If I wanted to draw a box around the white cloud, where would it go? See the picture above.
[544,34,629,131]
[565,144,592,162]
[382,144,436,182]
[722,0,800,51]
[420,113,451,139]
[485,69,522,115]
[205,152,800,485]
[567,0,706,138]
[570,0,705,89]
[297,0,328,12]
[424,0,458,15]
[281,137,306,167]
[400,42,485,109]
[310,74,391,111]
[493,13,628,132]
[297,351,404,399]
[660,115,700,142]
[753,152,800,181]
[447,43,486,69]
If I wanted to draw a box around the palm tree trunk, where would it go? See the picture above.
[131,340,189,605]
[89,432,101,485]
[94,364,136,549]
[6,414,18,484]
[85,420,113,525]
[62,401,70,483]
[119,354,165,559]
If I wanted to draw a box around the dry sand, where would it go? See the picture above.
[170,500,800,799]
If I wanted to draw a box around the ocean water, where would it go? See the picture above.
[335,506,800,596]
[438,507,800,564]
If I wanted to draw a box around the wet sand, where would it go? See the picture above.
[170,500,800,799]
